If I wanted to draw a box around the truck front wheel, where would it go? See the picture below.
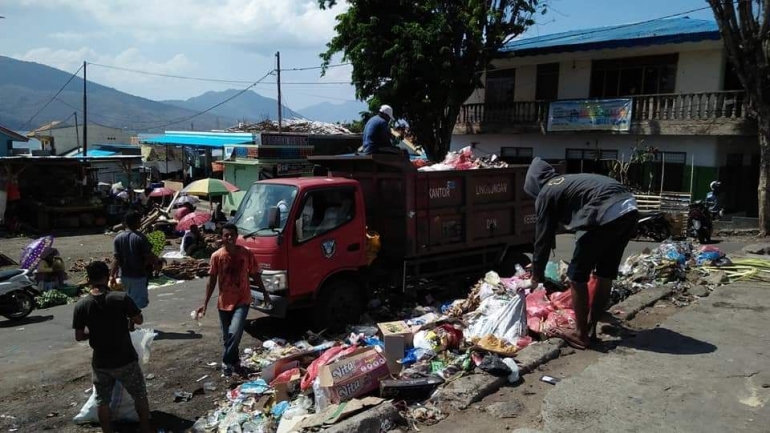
[312,279,362,331]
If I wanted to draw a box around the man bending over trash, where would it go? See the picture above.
[524,157,638,349]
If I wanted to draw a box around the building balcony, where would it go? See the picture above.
[455,91,756,136]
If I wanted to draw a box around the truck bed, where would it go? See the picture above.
[309,155,536,262]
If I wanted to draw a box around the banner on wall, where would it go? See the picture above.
[547,98,633,132]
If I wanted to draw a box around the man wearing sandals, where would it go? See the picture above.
[524,158,638,349]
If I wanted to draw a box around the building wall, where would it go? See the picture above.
[557,59,592,99]
[474,40,727,105]
[675,49,725,94]
[43,125,131,156]
[1,138,11,157]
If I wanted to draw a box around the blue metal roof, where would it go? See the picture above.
[141,133,255,148]
[70,149,118,158]
[502,18,720,56]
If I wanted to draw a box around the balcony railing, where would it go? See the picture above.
[457,91,750,126]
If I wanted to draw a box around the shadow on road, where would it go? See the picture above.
[150,410,195,431]
[0,315,54,328]
[155,330,202,341]
[245,314,315,343]
[609,327,717,355]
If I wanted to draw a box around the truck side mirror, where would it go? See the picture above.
[267,206,281,230]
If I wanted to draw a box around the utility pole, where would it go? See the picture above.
[82,61,88,159]
[276,51,282,132]
[73,111,79,150]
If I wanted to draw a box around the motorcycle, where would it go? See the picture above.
[688,200,713,244]
[636,211,672,242]
[0,268,40,320]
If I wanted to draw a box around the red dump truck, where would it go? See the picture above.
[233,154,537,328]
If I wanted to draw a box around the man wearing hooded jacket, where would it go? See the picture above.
[524,157,638,349]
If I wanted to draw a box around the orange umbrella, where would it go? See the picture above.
[175,212,211,231]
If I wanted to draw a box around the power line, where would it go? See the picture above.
[280,63,351,72]
[87,61,353,83]
[87,62,256,85]
[142,70,276,130]
[23,64,84,129]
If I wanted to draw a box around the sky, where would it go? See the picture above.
[0,0,716,111]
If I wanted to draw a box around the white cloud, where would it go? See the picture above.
[17,0,347,53]
[16,47,197,97]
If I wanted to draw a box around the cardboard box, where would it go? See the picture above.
[318,347,390,403]
[377,321,414,374]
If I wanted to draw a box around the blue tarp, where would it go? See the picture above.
[142,134,254,149]
[502,18,720,56]
[69,149,117,158]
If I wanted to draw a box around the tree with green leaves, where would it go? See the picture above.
[707,0,770,235]
[318,0,543,161]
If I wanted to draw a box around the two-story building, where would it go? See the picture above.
[453,17,758,215]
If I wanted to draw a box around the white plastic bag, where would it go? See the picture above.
[73,329,157,425]
[466,293,527,343]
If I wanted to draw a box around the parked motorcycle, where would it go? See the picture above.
[636,211,672,242]
[0,268,40,320]
[688,200,713,244]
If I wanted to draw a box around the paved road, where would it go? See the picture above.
[527,281,770,433]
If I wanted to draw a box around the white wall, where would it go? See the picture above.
[557,59,591,99]
[452,133,725,167]
[46,125,131,155]
[676,49,725,94]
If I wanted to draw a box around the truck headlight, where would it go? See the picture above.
[261,270,288,293]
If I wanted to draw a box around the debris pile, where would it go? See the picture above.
[230,119,353,135]
[162,259,210,280]
[69,257,113,274]
[417,146,508,171]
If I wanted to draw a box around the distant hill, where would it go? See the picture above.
[299,101,369,124]
[164,89,303,124]
[0,55,231,132]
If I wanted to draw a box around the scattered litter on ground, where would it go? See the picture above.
[417,146,508,171]
[162,259,210,280]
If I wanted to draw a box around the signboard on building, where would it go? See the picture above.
[261,133,309,146]
[547,99,633,132]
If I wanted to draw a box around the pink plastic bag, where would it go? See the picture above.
[549,290,573,311]
[526,288,555,319]
[300,345,357,391]
[542,309,578,338]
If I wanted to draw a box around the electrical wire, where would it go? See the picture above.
[141,70,276,130]
[279,63,351,72]
[22,63,84,129]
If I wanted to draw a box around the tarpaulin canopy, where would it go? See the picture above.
[141,132,255,149]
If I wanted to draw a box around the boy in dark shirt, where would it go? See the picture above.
[73,261,151,433]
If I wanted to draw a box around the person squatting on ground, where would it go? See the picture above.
[197,223,271,377]
[524,157,638,349]
[72,261,151,433]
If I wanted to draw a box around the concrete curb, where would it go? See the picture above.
[433,339,565,410]
[611,284,675,321]
[322,401,403,433]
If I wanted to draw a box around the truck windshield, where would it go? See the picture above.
[232,183,298,236]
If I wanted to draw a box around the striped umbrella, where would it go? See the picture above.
[182,178,239,197]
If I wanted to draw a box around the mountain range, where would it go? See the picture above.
[0,55,365,132]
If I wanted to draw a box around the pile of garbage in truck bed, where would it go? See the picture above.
[415,146,509,171]
[191,240,757,432]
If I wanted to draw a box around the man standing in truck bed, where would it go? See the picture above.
[524,157,638,349]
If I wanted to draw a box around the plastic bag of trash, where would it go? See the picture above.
[526,287,555,320]
[542,309,578,338]
[467,292,527,343]
[73,328,157,425]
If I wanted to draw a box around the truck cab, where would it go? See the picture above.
[233,177,369,326]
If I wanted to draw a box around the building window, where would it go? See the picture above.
[566,148,618,175]
[627,151,686,192]
[485,68,516,107]
[590,54,678,98]
[500,147,534,164]
[536,63,559,100]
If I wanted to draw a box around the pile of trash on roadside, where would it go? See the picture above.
[230,119,354,135]
[416,146,509,171]
[190,239,762,432]
[162,259,210,280]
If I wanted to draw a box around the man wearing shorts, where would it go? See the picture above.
[111,211,156,317]
[524,157,638,349]
[73,261,151,433]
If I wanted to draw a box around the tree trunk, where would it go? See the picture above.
[758,114,770,236]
